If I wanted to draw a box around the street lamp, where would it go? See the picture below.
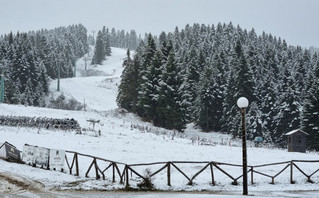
[237,97,249,195]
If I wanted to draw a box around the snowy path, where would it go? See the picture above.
[2,189,319,198]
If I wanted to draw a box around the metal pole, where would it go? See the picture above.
[241,107,248,195]
[0,64,4,103]
[1,71,4,103]
[57,60,60,91]
[74,63,76,77]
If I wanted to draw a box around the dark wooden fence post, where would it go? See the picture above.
[290,161,294,184]
[167,162,171,186]
[66,154,72,175]
[75,153,79,176]
[210,162,215,186]
[125,165,129,187]
[251,167,254,184]
[271,177,274,184]
[94,158,100,179]
[112,163,116,182]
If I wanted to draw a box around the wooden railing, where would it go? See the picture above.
[65,150,126,183]
[63,150,319,189]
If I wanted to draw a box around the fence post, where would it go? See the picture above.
[75,153,79,176]
[94,158,100,179]
[112,163,116,182]
[290,161,294,184]
[125,165,129,188]
[271,177,274,184]
[167,162,171,186]
[251,167,254,185]
[67,154,72,175]
[210,162,215,186]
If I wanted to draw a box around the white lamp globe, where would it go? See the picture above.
[237,97,249,108]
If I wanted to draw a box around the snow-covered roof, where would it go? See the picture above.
[285,129,309,136]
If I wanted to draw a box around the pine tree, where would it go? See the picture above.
[229,40,255,137]
[157,51,186,131]
[148,50,164,125]
[117,49,139,112]
[210,52,226,131]
[194,64,220,131]
[180,47,201,120]
[102,26,112,56]
[302,67,319,150]
[234,40,255,102]
[91,31,105,65]
[222,67,240,137]
[136,34,157,117]
[247,101,263,140]
[23,78,34,106]
[4,77,20,104]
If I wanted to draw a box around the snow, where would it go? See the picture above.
[285,129,309,136]
[1,47,319,197]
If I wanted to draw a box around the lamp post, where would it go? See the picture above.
[237,97,249,195]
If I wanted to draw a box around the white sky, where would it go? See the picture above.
[1,0,319,48]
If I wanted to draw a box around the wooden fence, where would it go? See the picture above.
[63,150,319,188]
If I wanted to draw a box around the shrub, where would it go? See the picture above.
[137,168,154,190]
[48,93,85,111]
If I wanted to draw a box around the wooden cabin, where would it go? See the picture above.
[285,129,308,153]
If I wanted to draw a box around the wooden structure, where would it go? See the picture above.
[0,142,22,163]
[285,129,308,153]
[63,151,319,187]
[87,119,100,130]
[22,144,319,189]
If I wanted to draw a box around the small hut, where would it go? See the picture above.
[285,129,308,153]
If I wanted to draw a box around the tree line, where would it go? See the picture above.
[0,24,89,106]
[117,22,319,150]
[91,26,141,65]
[0,24,139,107]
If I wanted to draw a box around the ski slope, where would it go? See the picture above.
[48,47,125,112]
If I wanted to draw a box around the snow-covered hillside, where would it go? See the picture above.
[1,47,319,196]
[48,47,125,112]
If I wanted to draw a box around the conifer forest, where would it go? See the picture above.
[0,23,319,150]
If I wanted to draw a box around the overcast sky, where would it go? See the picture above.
[1,0,319,48]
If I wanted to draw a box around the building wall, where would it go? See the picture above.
[0,143,7,159]
[287,132,307,153]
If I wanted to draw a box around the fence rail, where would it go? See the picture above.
[62,150,319,189]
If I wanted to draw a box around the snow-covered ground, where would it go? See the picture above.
[1,47,319,197]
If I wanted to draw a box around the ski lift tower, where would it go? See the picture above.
[0,61,6,103]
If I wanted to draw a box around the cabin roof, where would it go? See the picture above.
[285,129,309,136]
